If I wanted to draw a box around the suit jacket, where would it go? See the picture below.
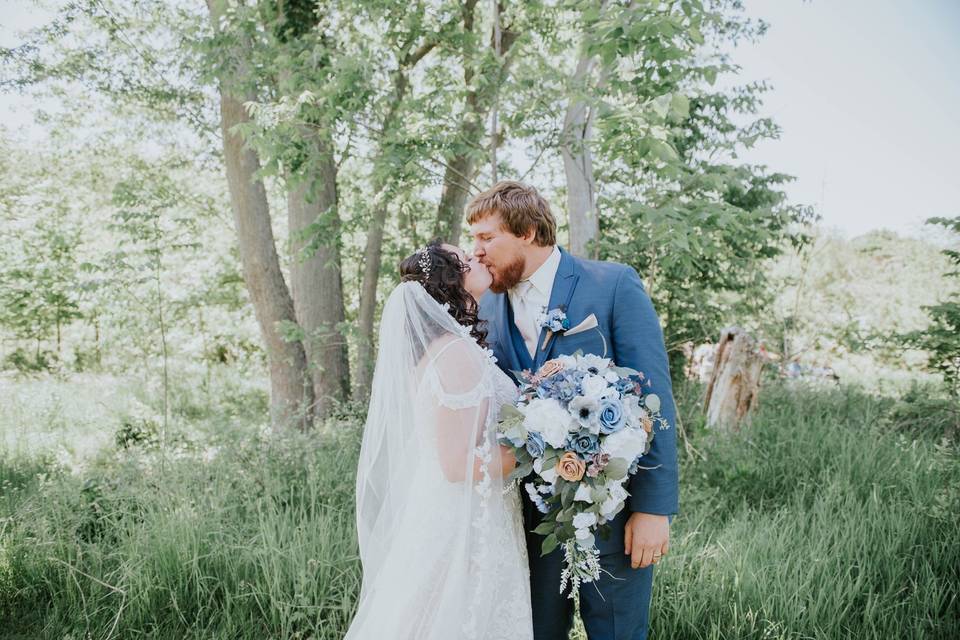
[478,246,679,555]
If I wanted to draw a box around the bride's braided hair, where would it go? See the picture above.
[399,239,489,348]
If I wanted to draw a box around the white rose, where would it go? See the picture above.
[603,370,619,383]
[579,353,611,372]
[574,483,594,503]
[602,427,647,463]
[604,480,628,502]
[572,512,598,529]
[556,354,578,369]
[600,498,624,518]
[580,374,609,399]
[523,398,574,449]
[600,481,629,517]
[575,529,594,547]
[533,457,558,484]
[622,396,644,428]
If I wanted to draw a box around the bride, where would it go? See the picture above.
[343,240,534,640]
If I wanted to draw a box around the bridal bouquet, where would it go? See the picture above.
[496,351,669,596]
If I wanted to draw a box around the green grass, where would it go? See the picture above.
[1,373,957,639]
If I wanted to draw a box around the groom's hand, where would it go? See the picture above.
[624,512,670,569]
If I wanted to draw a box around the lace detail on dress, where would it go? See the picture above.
[461,356,532,640]
[424,360,495,410]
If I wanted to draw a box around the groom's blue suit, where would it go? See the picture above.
[478,246,679,640]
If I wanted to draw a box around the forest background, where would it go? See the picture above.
[1,1,957,638]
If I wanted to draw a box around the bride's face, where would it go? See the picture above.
[443,244,492,301]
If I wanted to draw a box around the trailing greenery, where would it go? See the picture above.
[1,374,956,639]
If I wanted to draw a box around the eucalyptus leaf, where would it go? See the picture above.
[645,394,661,413]
[541,533,559,557]
[605,458,630,481]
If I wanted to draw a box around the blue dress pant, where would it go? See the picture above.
[524,498,655,640]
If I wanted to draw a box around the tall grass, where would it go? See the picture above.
[1,375,957,639]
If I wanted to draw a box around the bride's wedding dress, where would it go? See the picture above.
[344,281,533,640]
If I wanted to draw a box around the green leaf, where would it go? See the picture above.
[533,520,556,535]
[508,461,534,483]
[651,94,671,119]
[645,394,661,413]
[591,486,608,503]
[500,404,524,421]
[555,506,573,523]
[670,94,690,119]
[651,140,679,163]
[541,533,559,556]
[560,482,576,509]
[604,458,630,481]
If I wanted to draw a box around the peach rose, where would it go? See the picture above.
[641,416,654,433]
[556,452,586,482]
[534,358,565,381]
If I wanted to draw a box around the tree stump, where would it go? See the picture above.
[703,327,765,430]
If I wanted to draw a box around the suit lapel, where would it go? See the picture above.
[533,247,580,370]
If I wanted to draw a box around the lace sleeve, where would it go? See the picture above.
[421,336,496,483]
[423,337,495,409]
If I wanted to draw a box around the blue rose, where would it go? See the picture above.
[615,377,635,396]
[554,379,578,403]
[566,431,600,456]
[536,382,554,399]
[598,398,626,434]
[526,430,546,458]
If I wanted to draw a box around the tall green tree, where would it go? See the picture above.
[205,0,316,429]
[902,216,960,396]
[0,207,83,369]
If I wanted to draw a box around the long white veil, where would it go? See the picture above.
[346,280,523,640]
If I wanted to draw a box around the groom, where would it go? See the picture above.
[468,181,679,640]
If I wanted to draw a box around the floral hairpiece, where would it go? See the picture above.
[417,246,432,278]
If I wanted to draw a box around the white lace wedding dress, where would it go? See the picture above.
[345,281,533,640]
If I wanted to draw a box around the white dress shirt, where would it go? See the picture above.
[508,246,561,358]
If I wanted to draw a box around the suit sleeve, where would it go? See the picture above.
[610,265,679,516]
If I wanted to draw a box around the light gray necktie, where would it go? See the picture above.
[514,280,537,357]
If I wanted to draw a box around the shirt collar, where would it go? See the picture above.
[521,245,561,300]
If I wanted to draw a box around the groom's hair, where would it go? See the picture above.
[465,180,556,247]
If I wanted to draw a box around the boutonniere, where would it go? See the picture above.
[537,307,570,334]
[538,309,601,352]
[536,307,568,353]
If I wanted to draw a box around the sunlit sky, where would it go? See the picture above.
[2,0,958,239]
[731,0,960,239]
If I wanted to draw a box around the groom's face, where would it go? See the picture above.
[470,213,532,294]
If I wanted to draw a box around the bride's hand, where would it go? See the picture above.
[473,444,516,481]
[497,444,517,475]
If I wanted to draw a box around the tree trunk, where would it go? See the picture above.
[435,151,480,245]
[354,53,427,399]
[703,326,765,430]
[434,0,518,245]
[287,127,351,419]
[562,0,610,259]
[561,88,599,258]
[354,189,388,398]
[207,0,314,431]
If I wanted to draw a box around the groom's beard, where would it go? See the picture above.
[489,254,525,294]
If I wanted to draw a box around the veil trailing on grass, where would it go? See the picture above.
[346,280,529,640]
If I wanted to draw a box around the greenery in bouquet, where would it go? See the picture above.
[496,351,669,596]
